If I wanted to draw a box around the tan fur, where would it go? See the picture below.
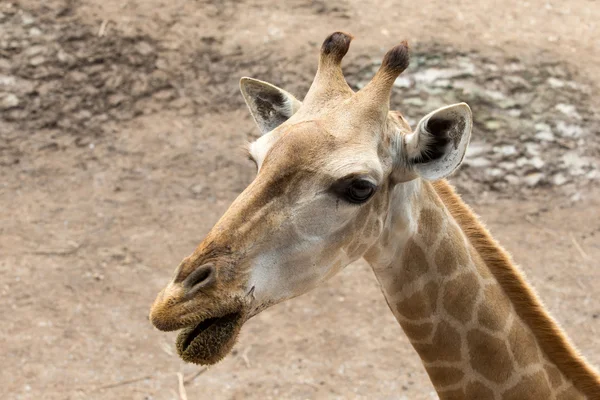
[432,179,600,398]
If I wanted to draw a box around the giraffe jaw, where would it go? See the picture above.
[175,310,245,365]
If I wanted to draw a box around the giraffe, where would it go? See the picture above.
[149,32,600,398]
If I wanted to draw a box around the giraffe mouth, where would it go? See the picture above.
[175,310,244,365]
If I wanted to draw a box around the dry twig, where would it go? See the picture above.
[177,372,188,400]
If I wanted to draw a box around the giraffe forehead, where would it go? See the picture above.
[254,120,387,181]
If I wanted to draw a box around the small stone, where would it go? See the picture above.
[191,184,204,195]
[486,168,504,178]
[535,122,551,132]
[498,162,516,170]
[516,157,529,167]
[493,144,517,157]
[0,93,19,110]
[393,76,412,88]
[21,13,35,25]
[135,41,154,56]
[466,141,492,157]
[529,156,545,169]
[29,55,46,66]
[484,90,506,101]
[555,103,581,120]
[466,157,492,168]
[555,121,583,138]
[525,143,541,156]
[403,97,425,107]
[29,27,42,36]
[153,90,176,101]
[0,75,16,87]
[484,120,502,130]
[552,173,567,186]
[24,45,46,57]
[547,77,565,88]
[57,49,76,64]
[524,172,544,187]
[505,175,520,185]
[534,131,554,142]
[561,152,589,176]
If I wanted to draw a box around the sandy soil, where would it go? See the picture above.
[1,0,599,399]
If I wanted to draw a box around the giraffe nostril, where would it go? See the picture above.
[183,263,217,297]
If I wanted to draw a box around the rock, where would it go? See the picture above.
[534,131,554,142]
[135,41,154,56]
[547,77,565,88]
[555,103,581,120]
[393,76,412,88]
[524,172,544,187]
[525,143,541,156]
[412,66,474,85]
[484,120,502,131]
[516,157,529,167]
[29,27,42,36]
[551,173,568,186]
[466,157,491,168]
[403,97,425,107]
[21,13,35,26]
[0,74,16,87]
[0,93,19,110]
[555,121,583,138]
[57,49,76,64]
[493,144,518,157]
[529,156,545,169]
[191,184,204,195]
[29,55,46,66]
[561,152,589,176]
[466,141,492,157]
[505,175,520,185]
[498,162,516,170]
[483,90,506,101]
[485,168,504,178]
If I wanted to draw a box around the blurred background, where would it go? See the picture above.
[1,0,599,399]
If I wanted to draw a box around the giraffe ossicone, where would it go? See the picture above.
[150,32,600,399]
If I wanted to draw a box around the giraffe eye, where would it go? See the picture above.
[345,180,376,204]
[331,177,377,205]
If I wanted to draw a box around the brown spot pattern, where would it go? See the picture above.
[396,281,438,320]
[399,238,429,290]
[402,321,434,341]
[434,230,469,276]
[437,388,465,400]
[477,285,511,331]
[508,320,540,367]
[425,366,464,388]
[467,329,513,383]
[502,371,552,400]
[544,364,564,389]
[443,272,480,323]
[418,208,442,246]
[413,320,462,363]
[470,247,493,279]
[465,380,495,399]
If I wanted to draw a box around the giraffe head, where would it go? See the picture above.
[149,32,473,365]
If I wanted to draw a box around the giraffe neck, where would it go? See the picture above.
[364,179,599,399]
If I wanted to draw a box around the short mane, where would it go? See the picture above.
[432,179,600,398]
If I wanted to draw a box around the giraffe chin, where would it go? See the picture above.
[175,311,244,365]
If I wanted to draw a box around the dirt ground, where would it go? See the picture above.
[1,0,599,399]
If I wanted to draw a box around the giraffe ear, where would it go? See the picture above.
[240,77,302,134]
[404,103,472,181]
